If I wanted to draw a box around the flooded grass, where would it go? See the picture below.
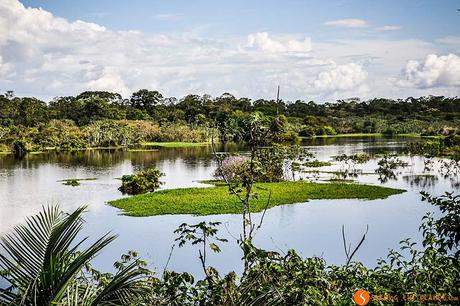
[59,178,98,186]
[109,181,406,216]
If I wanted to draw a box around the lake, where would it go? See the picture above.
[0,136,454,277]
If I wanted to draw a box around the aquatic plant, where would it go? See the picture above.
[119,168,164,195]
[303,160,332,167]
[375,155,409,183]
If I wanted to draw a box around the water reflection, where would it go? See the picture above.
[0,137,454,277]
[403,175,439,189]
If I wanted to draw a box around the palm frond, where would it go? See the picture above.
[90,261,148,306]
[0,205,117,305]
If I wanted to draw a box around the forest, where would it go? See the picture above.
[1,90,459,154]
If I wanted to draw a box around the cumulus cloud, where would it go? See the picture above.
[0,56,15,79]
[247,32,312,53]
[311,63,368,93]
[0,0,319,99]
[375,25,401,31]
[398,54,460,88]
[323,19,368,28]
[0,0,459,101]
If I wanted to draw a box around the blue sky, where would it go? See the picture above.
[1,0,460,100]
[19,0,460,39]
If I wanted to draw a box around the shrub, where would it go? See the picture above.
[84,120,135,147]
[298,125,315,137]
[0,143,9,152]
[119,168,164,195]
[11,139,32,157]
[214,156,250,182]
[382,127,396,136]
[323,126,337,135]
[277,131,300,143]
[124,120,161,143]
[421,126,438,136]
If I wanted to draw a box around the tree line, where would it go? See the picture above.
[0,90,459,154]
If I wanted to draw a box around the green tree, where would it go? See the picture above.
[130,89,163,115]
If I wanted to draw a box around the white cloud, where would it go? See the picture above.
[0,0,459,101]
[0,56,15,79]
[436,36,460,45]
[398,54,460,88]
[247,32,312,53]
[311,63,368,93]
[375,25,401,31]
[323,19,368,28]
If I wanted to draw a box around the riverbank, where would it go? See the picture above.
[109,181,405,216]
[141,141,210,148]
[303,133,442,139]
[0,142,210,155]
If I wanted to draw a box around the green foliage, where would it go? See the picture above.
[2,193,459,305]
[0,205,148,305]
[134,192,459,305]
[375,155,409,183]
[421,192,460,256]
[109,181,405,216]
[142,141,209,148]
[63,179,80,186]
[407,139,445,157]
[174,222,228,277]
[119,168,164,195]
[3,91,460,153]
[60,178,97,187]
[11,139,32,158]
[84,120,135,147]
[304,160,332,167]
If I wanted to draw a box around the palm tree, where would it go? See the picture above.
[0,205,148,305]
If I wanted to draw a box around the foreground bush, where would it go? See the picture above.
[119,167,164,195]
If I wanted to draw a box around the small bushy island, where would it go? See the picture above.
[119,168,164,195]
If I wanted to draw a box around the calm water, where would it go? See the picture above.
[0,137,454,277]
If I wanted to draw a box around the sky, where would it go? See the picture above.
[1,0,460,102]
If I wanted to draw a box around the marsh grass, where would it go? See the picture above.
[303,160,332,167]
[59,178,97,186]
[141,142,209,148]
[109,181,405,216]
[128,149,160,152]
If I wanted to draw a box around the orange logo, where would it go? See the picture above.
[353,289,370,305]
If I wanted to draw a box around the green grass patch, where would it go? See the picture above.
[59,178,97,186]
[128,149,160,152]
[305,133,382,139]
[109,181,405,216]
[302,133,440,139]
[304,160,332,167]
[141,142,209,148]
[322,179,355,183]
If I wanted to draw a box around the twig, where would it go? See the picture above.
[342,224,369,265]
[162,244,175,275]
